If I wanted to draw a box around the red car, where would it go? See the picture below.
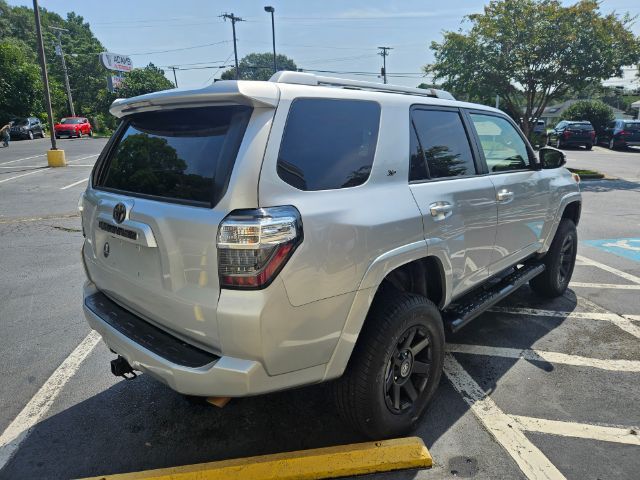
[54,117,93,138]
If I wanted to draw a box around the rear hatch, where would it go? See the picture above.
[622,122,640,142]
[567,123,593,139]
[82,84,277,352]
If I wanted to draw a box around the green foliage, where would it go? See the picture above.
[221,53,297,81]
[427,0,640,136]
[118,63,174,98]
[0,39,42,123]
[561,100,615,136]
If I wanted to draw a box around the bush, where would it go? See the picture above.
[561,100,614,137]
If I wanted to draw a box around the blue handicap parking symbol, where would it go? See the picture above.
[583,238,640,263]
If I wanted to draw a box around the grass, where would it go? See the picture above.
[568,167,605,179]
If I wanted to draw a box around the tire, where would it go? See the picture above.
[78,130,83,138]
[609,138,615,150]
[530,219,577,298]
[28,130,34,140]
[333,291,445,439]
[88,129,93,137]
[585,143,592,150]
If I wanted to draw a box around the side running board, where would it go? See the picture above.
[443,263,545,333]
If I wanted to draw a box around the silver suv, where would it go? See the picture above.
[81,72,581,438]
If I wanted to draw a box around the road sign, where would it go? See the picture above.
[100,52,133,72]
[107,72,125,92]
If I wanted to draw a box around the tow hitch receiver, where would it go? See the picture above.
[110,356,137,380]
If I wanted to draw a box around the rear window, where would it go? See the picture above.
[96,106,252,206]
[623,122,640,131]
[61,118,83,124]
[568,123,593,131]
[277,98,380,191]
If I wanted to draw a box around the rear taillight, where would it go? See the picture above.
[590,131,595,139]
[563,130,571,139]
[619,130,629,136]
[217,206,302,289]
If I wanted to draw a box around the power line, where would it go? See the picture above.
[220,13,245,79]
[128,40,230,56]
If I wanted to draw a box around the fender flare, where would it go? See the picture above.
[541,192,582,252]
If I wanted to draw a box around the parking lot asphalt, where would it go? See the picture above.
[0,138,639,479]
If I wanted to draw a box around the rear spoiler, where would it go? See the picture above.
[109,80,280,118]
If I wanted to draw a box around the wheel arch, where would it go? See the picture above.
[323,248,449,381]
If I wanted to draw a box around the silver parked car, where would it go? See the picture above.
[80,72,581,438]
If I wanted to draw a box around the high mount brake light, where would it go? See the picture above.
[217,206,303,289]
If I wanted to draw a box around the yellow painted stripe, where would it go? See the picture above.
[81,437,432,480]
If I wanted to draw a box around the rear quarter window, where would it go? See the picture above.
[96,105,252,206]
[277,98,381,191]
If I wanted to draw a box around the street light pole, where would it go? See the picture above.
[169,66,179,87]
[264,6,276,74]
[32,0,57,151]
[50,26,75,117]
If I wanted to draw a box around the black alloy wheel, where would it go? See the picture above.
[384,325,432,414]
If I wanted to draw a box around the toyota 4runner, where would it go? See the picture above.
[81,72,581,438]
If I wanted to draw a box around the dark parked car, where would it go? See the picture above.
[598,120,640,150]
[9,117,44,140]
[547,121,595,150]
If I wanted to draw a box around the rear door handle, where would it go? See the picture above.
[496,190,514,202]
[429,202,453,217]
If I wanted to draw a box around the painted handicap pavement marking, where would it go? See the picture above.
[584,238,640,263]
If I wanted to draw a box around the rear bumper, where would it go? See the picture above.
[83,281,327,396]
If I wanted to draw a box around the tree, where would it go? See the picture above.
[118,63,174,98]
[0,40,43,123]
[221,53,297,81]
[427,0,640,137]
[561,100,614,136]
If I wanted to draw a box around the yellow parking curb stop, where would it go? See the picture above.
[47,149,66,167]
[81,436,432,480]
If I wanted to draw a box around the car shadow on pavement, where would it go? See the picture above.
[579,178,640,193]
[2,286,578,480]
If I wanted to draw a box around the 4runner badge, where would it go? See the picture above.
[113,203,126,224]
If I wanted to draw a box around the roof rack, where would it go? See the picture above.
[269,71,456,101]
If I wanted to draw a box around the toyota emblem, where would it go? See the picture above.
[113,203,126,224]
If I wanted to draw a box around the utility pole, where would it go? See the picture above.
[50,26,75,117]
[378,46,392,84]
[220,13,245,79]
[264,6,277,74]
[33,0,65,166]
[169,66,178,87]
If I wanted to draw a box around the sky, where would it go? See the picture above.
[9,0,640,89]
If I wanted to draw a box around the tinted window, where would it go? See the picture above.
[623,122,640,131]
[277,98,380,191]
[60,118,83,124]
[409,123,428,181]
[470,114,530,172]
[98,106,252,205]
[567,123,593,131]
[410,109,476,180]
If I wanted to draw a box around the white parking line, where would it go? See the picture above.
[446,343,640,372]
[60,178,88,190]
[444,354,566,480]
[0,154,45,166]
[510,416,640,446]
[0,168,48,184]
[570,282,640,290]
[577,254,640,285]
[0,331,100,469]
[0,154,97,186]
[489,306,640,340]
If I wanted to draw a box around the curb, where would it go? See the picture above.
[80,437,432,480]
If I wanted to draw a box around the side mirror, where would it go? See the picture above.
[538,146,566,169]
